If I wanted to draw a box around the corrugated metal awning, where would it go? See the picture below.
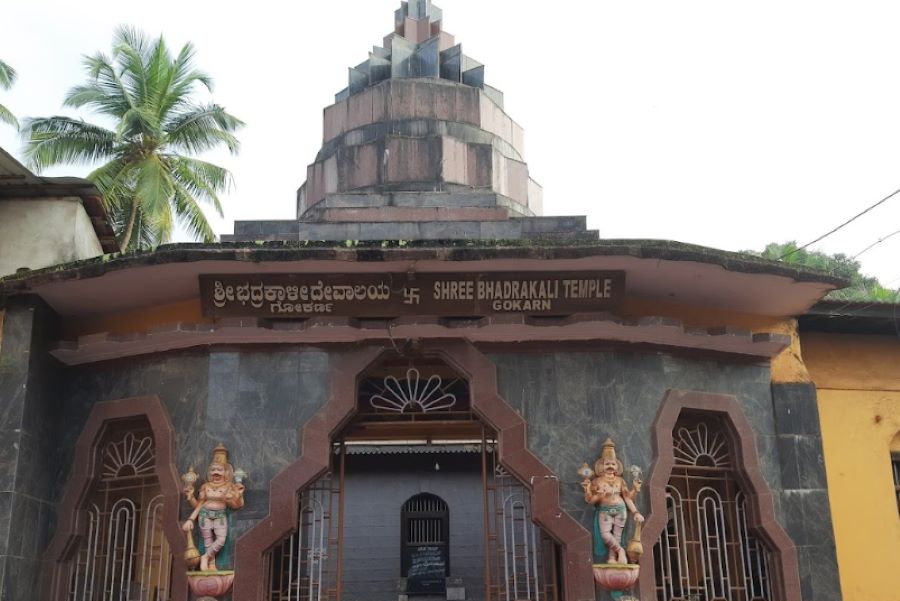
[345,443,482,455]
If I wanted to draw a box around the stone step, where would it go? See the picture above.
[227,215,595,242]
[317,206,510,222]
[322,191,514,209]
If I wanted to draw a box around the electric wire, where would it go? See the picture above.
[779,186,900,260]
[851,228,900,261]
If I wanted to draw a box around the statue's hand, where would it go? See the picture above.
[633,512,645,524]
[234,483,245,495]
[182,520,195,532]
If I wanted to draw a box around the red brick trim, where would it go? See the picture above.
[233,341,595,601]
[639,389,801,601]
[42,396,187,601]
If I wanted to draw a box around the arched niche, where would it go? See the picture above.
[43,396,186,601]
[641,389,802,601]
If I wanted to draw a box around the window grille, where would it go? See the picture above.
[67,427,172,601]
[653,417,775,601]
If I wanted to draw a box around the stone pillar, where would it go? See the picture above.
[0,297,60,600]
[772,382,842,601]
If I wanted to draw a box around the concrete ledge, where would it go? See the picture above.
[229,216,594,242]
[50,313,791,366]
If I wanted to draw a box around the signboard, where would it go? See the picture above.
[406,545,447,594]
[199,271,624,318]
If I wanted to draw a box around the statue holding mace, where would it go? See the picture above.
[181,443,246,572]
[578,438,644,564]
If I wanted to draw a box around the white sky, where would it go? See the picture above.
[2,0,900,286]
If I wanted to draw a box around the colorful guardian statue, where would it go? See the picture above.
[579,438,644,596]
[181,443,246,598]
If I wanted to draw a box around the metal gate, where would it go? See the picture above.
[484,439,559,601]
[265,409,561,601]
[266,444,344,601]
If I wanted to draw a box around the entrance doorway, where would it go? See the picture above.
[264,358,560,601]
[402,493,450,595]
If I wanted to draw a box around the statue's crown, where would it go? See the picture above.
[601,438,617,462]
[212,443,229,466]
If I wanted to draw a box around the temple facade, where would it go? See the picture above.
[4,2,894,601]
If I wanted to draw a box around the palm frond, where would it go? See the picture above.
[144,35,175,120]
[72,51,136,117]
[87,158,136,203]
[149,193,175,244]
[134,154,174,216]
[165,104,243,154]
[0,104,18,129]
[0,60,16,90]
[23,116,117,171]
[170,178,218,242]
[155,42,212,119]
[166,155,230,216]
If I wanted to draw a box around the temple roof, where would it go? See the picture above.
[227,1,575,242]
[336,0,500,106]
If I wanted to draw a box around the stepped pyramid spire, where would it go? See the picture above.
[337,0,498,107]
[226,2,596,242]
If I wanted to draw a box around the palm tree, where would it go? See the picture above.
[0,59,18,129]
[24,27,243,250]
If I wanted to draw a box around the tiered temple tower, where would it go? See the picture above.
[226,0,595,242]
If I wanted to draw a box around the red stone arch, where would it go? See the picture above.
[234,341,595,601]
[640,389,802,600]
[42,395,187,601]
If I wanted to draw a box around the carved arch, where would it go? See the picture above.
[234,341,594,601]
[42,395,187,601]
[640,389,802,600]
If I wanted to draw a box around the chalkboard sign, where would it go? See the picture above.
[406,545,447,594]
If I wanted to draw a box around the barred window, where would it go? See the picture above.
[653,415,776,601]
[66,421,173,601]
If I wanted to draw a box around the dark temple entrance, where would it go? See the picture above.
[264,357,560,601]
[401,494,451,595]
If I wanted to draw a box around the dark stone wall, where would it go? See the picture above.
[0,328,842,601]
[0,299,62,600]
[488,351,841,601]
[54,348,331,545]
[772,382,841,601]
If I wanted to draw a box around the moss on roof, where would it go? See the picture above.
[0,238,849,296]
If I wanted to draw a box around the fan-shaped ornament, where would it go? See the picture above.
[102,432,155,479]
[369,368,457,413]
[674,422,731,468]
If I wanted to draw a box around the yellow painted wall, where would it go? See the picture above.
[802,333,900,601]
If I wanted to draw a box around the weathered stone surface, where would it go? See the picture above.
[488,352,840,601]
[54,349,331,532]
[772,382,841,601]
[0,298,61,594]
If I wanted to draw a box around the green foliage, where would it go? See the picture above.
[757,241,898,302]
[23,27,243,251]
[0,59,19,130]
